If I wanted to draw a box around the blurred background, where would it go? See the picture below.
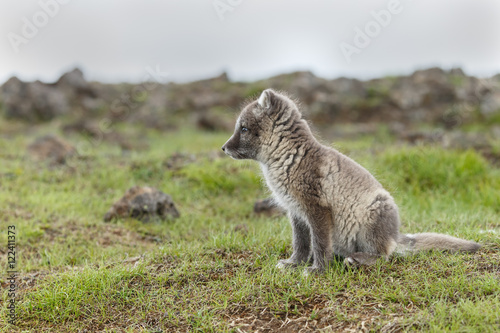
[1,0,500,156]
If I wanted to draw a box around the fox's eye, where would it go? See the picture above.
[241,127,249,133]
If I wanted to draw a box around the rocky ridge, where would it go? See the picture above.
[1,67,499,129]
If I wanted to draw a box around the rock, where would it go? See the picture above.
[329,77,365,96]
[54,68,103,115]
[320,123,379,140]
[164,152,196,170]
[1,77,69,121]
[55,68,95,97]
[390,68,456,113]
[104,186,180,222]
[2,66,500,128]
[165,72,242,113]
[449,67,466,77]
[253,198,285,217]
[264,71,331,103]
[27,135,76,165]
[480,92,500,116]
[0,68,101,122]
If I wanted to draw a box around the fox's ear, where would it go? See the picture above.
[257,89,277,109]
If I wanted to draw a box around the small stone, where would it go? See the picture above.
[104,186,180,222]
[27,135,76,165]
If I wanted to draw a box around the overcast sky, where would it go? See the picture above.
[1,0,499,84]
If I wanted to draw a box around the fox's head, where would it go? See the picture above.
[222,89,305,162]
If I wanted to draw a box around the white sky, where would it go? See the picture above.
[1,0,499,84]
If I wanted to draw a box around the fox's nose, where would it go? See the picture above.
[221,145,226,152]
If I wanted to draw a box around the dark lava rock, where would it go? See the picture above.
[104,186,180,222]
[1,68,101,122]
[164,152,196,170]
[27,135,76,165]
[55,68,96,98]
[2,77,69,121]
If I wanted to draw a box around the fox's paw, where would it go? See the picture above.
[344,257,361,269]
[344,252,380,268]
[276,259,298,270]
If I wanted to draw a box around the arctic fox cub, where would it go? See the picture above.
[222,89,480,274]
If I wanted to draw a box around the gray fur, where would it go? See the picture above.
[222,89,481,274]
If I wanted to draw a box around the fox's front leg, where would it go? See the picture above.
[304,207,333,275]
[277,214,311,269]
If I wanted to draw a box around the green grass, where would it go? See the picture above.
[0,122,499,332]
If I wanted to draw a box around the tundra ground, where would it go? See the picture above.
[1,120,499,332]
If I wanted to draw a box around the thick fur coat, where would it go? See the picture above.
[222,89,480,274]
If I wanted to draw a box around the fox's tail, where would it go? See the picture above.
[397,233,481,253]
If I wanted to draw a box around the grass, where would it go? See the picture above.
[0,121,499,332]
